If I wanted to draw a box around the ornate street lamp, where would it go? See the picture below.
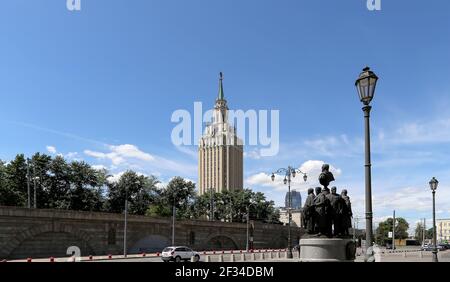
[271,166,307,259]
[429,177,439,262]
[355,66,378,261]
[356,67,378,105]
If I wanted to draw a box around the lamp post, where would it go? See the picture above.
[271,166,307,259]
[392,210,395,250]
[429,177,439,262]
[26,158,31,209]
[123,188,128,257]
[32,163,39,209]
[422,218,426,247]
[355,66,378,261]
[172,194,176,246]
[33,175,39,209]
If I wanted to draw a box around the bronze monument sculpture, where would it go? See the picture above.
[299,163,356,262]
[302,164,353,238]
[302,188,316,234]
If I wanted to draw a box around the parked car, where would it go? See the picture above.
[421,244,445,251]
[161,246,200,262]
[438,244,450,250]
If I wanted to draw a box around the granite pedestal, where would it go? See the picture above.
[299,238,356,262]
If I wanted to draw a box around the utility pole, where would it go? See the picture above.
[392,210,396,250]
[26,158,31,209]
[172,204,176,245]
[32,165,37,209]
[246,207,249,252]
[123,188,128,257]
[172,191,177,246]
[422,218,426,246]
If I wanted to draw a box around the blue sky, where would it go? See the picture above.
[1,0,450,232]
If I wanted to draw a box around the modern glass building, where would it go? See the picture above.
[285,190,302,209]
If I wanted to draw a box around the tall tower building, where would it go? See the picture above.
[198,73,243,195]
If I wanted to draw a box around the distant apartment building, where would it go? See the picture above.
[437,218,450,243]
[279,207,302,228]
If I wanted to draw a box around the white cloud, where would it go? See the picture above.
[92,164,107,171]
[156,181,166,189]
[379,118,450,146]
[372,186,436,212]
[303,135,363,158]
[84,144,154,166]
[245,160,342,193]
[109,144,154,161]
[107,171,126,183]
[175,145,197,159]
[84,143,197,179]
[244,149,262,160]
[46,146,57,154]
[45,146,80,160]
[153,176,196,190]
[107,170,148,183]
[84,150,108,159]
[246,172,275,187]
[299,160,342,181]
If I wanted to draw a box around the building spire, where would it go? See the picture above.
[218,72,224,100]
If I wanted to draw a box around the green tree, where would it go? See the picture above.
[0,159,24,206]
[148,176,196,218]
[42,155,71,209]
[190,188,280,223]
[68,160,106,211]
[106,171,159,215]
[426,228,434,240]
[3,154,28,206]
[29,153,53,208]
[375,217,409,245]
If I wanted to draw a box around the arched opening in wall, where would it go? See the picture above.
[207,236,237,250]
[271,236,288,249]
[9,232,93,259]
[129,235,170,254]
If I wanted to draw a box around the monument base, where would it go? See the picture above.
[299,238,356,262]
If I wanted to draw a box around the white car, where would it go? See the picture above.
[161,246,200,262]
